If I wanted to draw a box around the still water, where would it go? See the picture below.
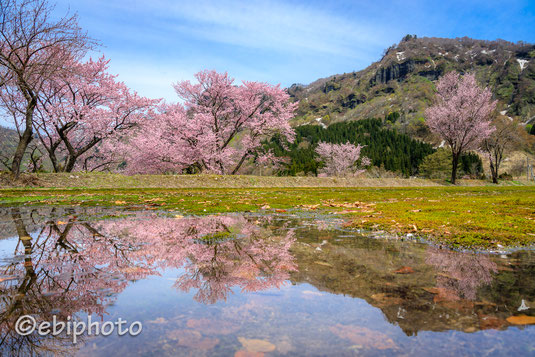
[0,207,534,356]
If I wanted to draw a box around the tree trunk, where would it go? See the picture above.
[489,160,498,184]
[42,137,63,172]
[231,152,250,175]
[57,134,101,173]
[48,150,61,172]
[64,155,78,172]
[11,107,35,179]
[451,153,460,184]
[493,149,503,184]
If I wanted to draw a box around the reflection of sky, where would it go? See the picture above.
[81,270,535,356]
[0,238,19,264]
[1,211,535,355]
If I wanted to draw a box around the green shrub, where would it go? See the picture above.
[418,148,452,179]
[418,148,483,179]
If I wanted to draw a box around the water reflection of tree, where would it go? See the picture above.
[425,247,498,300]
[105,215,297,304]
[0,208,155,356]
[0,210,296,353]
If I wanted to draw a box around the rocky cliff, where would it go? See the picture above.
[289,36,535,142]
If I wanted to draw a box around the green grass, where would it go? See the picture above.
[1,184,534,250]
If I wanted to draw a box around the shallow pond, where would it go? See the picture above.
[0,206,534,356]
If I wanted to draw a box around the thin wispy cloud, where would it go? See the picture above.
[51,0,393,103]
[75,0,387,56]
[157,0,388,57]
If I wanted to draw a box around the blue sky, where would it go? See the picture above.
[44,0,534,103]
[0,0,530,126]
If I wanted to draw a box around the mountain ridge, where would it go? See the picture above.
[288,36,535,142]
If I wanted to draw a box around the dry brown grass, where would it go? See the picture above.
[1,172,533,189]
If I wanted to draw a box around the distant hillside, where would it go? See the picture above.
[289,36,535,143]
[0,126,18,170]
[0,126,51,172]
[266,118,482,177]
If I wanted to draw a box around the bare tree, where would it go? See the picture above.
[482,117,517,184]
[0,0,94,178]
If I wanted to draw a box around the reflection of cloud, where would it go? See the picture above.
[425,247,498,300]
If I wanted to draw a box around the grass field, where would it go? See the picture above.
[1,173,534,250]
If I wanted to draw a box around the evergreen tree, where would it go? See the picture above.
[266,119,435,176]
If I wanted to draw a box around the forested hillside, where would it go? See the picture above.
[289,36,535,143]
[267,119,481,177]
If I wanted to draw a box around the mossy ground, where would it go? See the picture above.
[1,183,534,250]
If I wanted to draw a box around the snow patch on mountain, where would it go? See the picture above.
[517,59,529,71]
[315,117,327,128]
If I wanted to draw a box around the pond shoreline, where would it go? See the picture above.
[1,183,534,251]
[2,184,534,250]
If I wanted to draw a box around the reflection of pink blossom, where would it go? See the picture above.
[425,247,497,300]
[105,215,297,304]
[0,209,157,354]
[0,211,297,353]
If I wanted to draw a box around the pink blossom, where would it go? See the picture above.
[315,141,370,177]
[425,72,496,183]
[33,56,159,172]
[127,70,297,174]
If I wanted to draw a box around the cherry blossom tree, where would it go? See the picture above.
[315,141,370,177]
[125,103,198,174]
[0,0,94,178]
[425,72,496,184]
[34,56,158,172]
[128,70,296,174]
